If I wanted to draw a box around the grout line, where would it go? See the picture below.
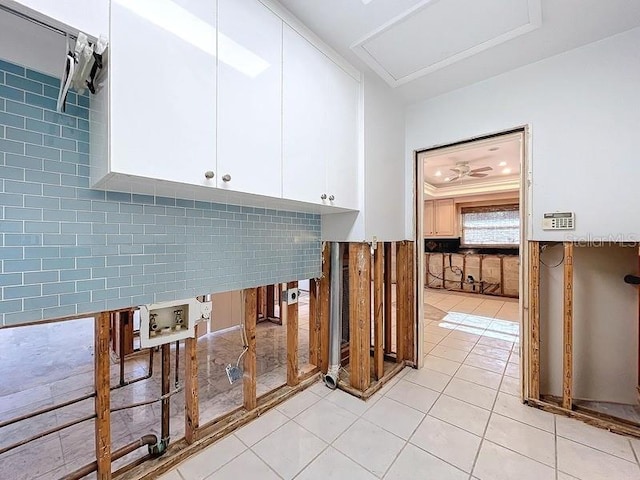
[555,415,559,480]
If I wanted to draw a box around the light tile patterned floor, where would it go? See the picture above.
[160,291,640,480]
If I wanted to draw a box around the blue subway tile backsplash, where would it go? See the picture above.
[0,59,321,326]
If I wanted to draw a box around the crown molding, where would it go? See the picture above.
[424,177,519,198]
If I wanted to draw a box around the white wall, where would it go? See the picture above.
[405,26,640,242]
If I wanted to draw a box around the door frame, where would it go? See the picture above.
[413,126,531,400]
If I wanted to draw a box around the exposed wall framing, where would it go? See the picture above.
[525,240,640,437]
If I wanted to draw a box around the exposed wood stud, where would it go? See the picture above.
[500,256,504,296]
[349,243,372,391]
[383,242,393,355]
[563,242,574,410]
[309,278,319,366]
[319,243,331,373]
[243,288,257,410]
[95,312,111,480]
[396,242,410,363]
[528,241,541,400]
[287,281,300,386]
[266,284,275,319]
[374,243,384,380]
[184,337,199,444]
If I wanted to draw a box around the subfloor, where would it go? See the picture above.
[0,293,311,480]
[160,290,640,480]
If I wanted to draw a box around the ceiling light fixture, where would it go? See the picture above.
[362,0,374,4]
[434,170,442,177]
[444,177,451,182]
[502,168,512,174]
[499,161,507,167]
[489,147,500,151]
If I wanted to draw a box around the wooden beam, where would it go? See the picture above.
[184,337,199,444]
[383,242,393,354]
[318,243,331,373]
[287,281,300,386]
[396,242,410,363]
[243,288,257,410]
[406,242,415,363]
[528,241,541,400]
[374,244,384,380]
[563,242,574,410]
[95,312,111,480]
[349,243,372,391]
[266,284,275,319]
[309,278,319,366]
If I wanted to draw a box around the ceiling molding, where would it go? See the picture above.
[351,0,542,88]
[424,177,520,198]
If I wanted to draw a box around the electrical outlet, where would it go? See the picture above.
[286,288,299,305]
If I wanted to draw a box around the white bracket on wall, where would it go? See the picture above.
[286,288,299,305]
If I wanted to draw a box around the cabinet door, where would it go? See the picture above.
[424,200,435,236]
[217,0,282,196]
[282,25,328,205]
[435,199,455,236]
[325,63,359,210]
[110,1,216,186]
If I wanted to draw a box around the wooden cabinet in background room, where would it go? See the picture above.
[424,199,456,237]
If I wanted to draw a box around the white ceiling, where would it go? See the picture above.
[276,0,640,103]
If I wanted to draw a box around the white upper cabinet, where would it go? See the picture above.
[325,61,360,210]
[282,25,360,210]
[282,25,328,206]
[10,0,109,38]
[109,0,216,187]
[217,0,282,197]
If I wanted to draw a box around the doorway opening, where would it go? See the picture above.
[414,128,528,393]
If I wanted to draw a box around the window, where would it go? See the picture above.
[461,205,520,246]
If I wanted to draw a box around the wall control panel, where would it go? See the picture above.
[139,297,209,347]
[542,212,575,230]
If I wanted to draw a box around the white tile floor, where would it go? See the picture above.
[160,292,640,480]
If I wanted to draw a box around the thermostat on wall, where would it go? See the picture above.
[542,212,575,230]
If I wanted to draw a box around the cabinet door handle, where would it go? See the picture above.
[320,193,327,200]
[328,195,335,201]
[204,171,215,179]
[222,174,231,182]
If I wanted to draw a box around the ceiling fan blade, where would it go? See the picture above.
[468,173,489,178]
[447,175,460,182]
[470,166,493,173]
[450,168,462,173]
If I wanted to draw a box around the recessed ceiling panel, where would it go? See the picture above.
[353,0,541,86]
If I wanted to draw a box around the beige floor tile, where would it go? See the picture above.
[485,413,555,466]
[439,336,477,352]
[499,374,521,397]
[455,365,503,390]
[325,388,379,416]
[464,353,507,374]
[460,315,494,328]
[295,447,377,480]
[477,336,514,350]
[556,415,636,462]
[362,397,425,440]
[403,367,452,392]
[424,355,461,376]
[492,393,554,433]
[385,379,440,413]
[294,398,358,443]
[430,345,469,362]
[449,329,482,343]
[307,380,332,398]
[504,362,519,378]
[252,421,327,479]
[473,440,555,480]
[235,409,289,446]
[429,394,490,436]
[471,344,511,361]
[207,450,280,480]
[158,470,182,480]
[385,443,468,480]
[423,341,438,354]
[177,434,245,480]
[444,377,497,410]
[410,416,481,473]
[557,437,640,480]
[276,389,321,418]
[333,419,406,477]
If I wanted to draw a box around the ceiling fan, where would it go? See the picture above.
[446,161,492,182]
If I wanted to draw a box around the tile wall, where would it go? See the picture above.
[0,59,321,326]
